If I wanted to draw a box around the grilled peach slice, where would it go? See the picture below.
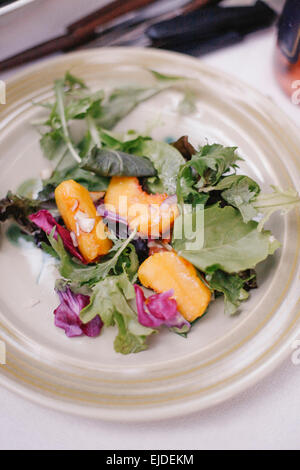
[104,176,178,237]
[55,180,112,263]
[138,251,211,322]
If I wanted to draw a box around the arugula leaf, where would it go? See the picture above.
[97,87,164,130]
[176,144,240,204]
[64,72,87,90]
[40,130,67,162]
[191,144,239,186]
[148,70,184,82]
[38,73,97,165]
[48,229,138,286]
[176,164,210,206]
[80,273,154,355]
[99,129,151,153]
[80,146,156,178]
[53,79,82,163]
[174,205,280,274]
[253,186,300,231]
[206,269,249,316]
[66,90,104,120]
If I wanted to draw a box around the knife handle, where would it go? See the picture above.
[146,1,277,46]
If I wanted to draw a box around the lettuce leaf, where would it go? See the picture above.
[136,140,185,194]
[174,205,280,274]
[80,274,155,355]
[206,269,249,316]
[48,229,138,286]
[213,175,261,223]
[253,185,300,231]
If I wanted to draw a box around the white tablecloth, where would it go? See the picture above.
[0,0,299,451]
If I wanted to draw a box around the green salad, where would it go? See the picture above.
[1,71,299,355]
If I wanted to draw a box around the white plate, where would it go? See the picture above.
[0,48,299,421]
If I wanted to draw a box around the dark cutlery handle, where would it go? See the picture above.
[164,30,243,56]
[146,1,277,46]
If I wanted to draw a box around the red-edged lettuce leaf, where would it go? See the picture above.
[29,210,86,263]
[134,285,190,334]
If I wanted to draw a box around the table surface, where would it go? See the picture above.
[0,0,299,451]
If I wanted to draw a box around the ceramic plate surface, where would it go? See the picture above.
[0,48,300,421]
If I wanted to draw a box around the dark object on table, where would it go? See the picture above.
[0,0,220,72]
[147,1,277,47]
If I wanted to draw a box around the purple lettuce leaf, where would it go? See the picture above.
[54,287,103,338]
[134,285,190,334]
[29,209,86,263]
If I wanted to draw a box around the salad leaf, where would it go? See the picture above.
[177,144,240,203]
[40,130,67,162]
[0,192,46,235]
[134,285,190,334]
[97,86,165,130]
[29,210,85,263]
[38,165,109,201]
[214,175,261,223]
[66,90,104,120]
[113,312,152,355]
[17,178,42,199]
[53,78,82,164]
[5,224,34,246]
[172,136,196,161]
[80,274,154,354]
[48,229,138,286]
[54,286,102,338]
[63,71,87,90]
[136,140,185,194]
[206,269,249,316]
[80,146,156,178]
[191,144,240,187]
[253,186,300,231]
[148,70,184,82]
[80,273,135,325]
[175,205,280,274]
[99,129,151,153]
